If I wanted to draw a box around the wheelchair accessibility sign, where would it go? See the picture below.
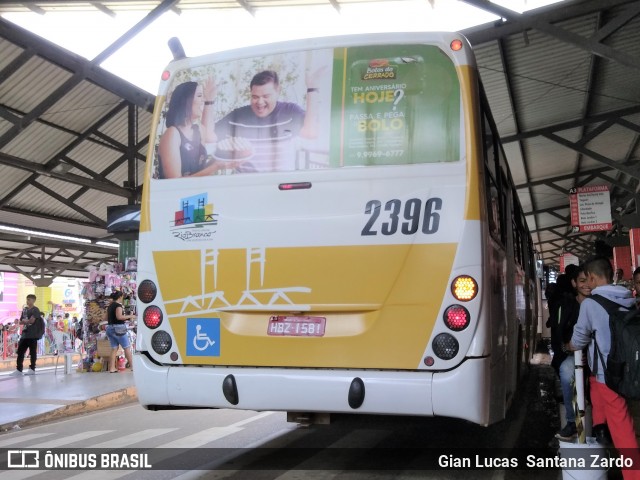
[186,318,220,356]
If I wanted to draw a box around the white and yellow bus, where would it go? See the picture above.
[133,32,538,426]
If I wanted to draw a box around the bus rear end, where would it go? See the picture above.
[134,32,494,425]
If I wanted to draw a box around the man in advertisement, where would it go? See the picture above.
[214,68,324,173]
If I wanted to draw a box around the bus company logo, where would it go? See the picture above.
[8,450,39,468]
[170,193,217,242]
[363,59,396,80]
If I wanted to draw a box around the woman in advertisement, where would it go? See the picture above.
[158,79,242,179]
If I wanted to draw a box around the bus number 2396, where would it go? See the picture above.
[361,198,442,236]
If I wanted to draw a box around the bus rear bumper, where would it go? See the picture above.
[133,354,489,423]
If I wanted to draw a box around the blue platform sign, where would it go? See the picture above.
[186,318,220,357]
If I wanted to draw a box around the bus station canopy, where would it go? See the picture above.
[0,0,638,279]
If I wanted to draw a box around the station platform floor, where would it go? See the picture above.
[0,347,638,456]
[0,354,136,431]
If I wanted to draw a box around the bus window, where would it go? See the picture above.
[152,44,461,179]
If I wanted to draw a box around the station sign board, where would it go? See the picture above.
[569,185,612,232]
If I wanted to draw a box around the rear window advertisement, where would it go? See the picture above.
[152,45,460,179]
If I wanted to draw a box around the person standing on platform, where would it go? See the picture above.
[554,265,591,440]
[11,294,44,376]
[566,256,640,480]
[105,291,136,373]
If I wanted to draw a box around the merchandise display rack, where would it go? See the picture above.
[80,263,138,372]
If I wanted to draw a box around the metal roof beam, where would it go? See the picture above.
[461,0,640,70]
[618,118,640,135]
[127,104,137,204]
[91,131,146,161]
[235,0,256,15]
[0,70,94,149]
[90,1,116,17]
[525,205,569,217]
[0,232,115,254]
[576,118,615,148]
[0,255,109,273]
[591,1,640,42]
[31,180,107,227]
[545,132,640,181]
[496,36,540,243]
[0,151,132,197]
[592,172,636,194]
[0,107,21,124]
[0,47,34,85]
[46,101,129,174]
[501,105,640,144]
[24,3,45,14]
[92,0,180,65]
[543,181,569,196]
[515,164,634,190]
[0,102,137,157]
[463,0,636,45]
[0,206,103,230]
[68,135,149,203]
[0,18,154,112]
[546,209,568,224]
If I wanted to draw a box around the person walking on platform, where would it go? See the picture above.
[11,294,45,376]
[566,256,640,480]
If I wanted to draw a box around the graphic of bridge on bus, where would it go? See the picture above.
[164,247,311,318]
[171,193,217,228]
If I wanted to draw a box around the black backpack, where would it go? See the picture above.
[590,294,640,400]
[32,316,45,340]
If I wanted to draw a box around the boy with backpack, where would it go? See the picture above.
[10,294,45,376]
[566,256,639,479]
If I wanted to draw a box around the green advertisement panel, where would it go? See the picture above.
[330,45,460,167]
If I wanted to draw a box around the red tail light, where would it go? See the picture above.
[444,305,470,331]
[143,306,163,329]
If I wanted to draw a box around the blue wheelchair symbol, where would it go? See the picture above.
[186,318,220,356]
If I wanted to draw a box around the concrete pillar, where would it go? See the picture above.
[630,228,640,272]
[613,245,632,282]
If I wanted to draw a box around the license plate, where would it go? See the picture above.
[267,316,326,337]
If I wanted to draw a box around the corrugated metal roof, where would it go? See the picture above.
[66,138,125,174]
[43,82,123,133]
[590,5,640,114]
[503,16,596,132]
[0,209,108,238]
[0,38,22,70]
[8,184,89,222]
[73,190,128,219]
[475,42,518,137]
[0,121,76,164]
[0,56,73,114]
[0,165,32,195]
[586,123,639,163]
